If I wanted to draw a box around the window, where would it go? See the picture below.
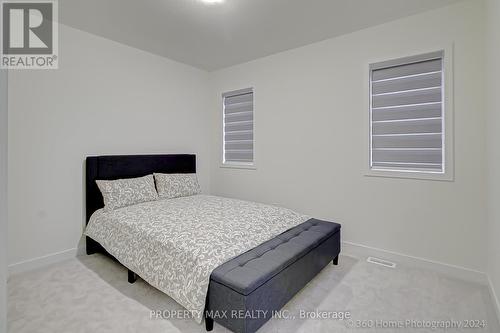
[369,51,450,178]
[222,88,254,167]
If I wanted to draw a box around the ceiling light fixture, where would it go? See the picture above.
[199,0,225,4]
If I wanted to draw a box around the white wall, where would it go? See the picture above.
[7,24,211,266]
[1,69,8,333]
[6,0,492,281]
[485,0,500,318]
[209,0,487,271]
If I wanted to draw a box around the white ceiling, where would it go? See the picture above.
[59,0,461,71]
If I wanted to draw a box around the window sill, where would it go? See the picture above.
[220,163,256,170]
[365,169,453,182]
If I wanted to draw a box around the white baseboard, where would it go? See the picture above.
[488,276,500,325]
[7,242,486,283]
[5,241,491,287]
[8,248,77,276]
[5,241,499,323]
[342,241,488,285]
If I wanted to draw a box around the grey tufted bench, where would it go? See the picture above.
[205,218,341,333]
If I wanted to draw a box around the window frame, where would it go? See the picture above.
[365,46,454,181]
[221,87,256,170]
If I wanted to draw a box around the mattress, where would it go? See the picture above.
[84,194,309,323]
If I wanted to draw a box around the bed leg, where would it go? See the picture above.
[333,255,339,266]
[128,269,137,284]
[205,315,214,331]
[86,237,98,255]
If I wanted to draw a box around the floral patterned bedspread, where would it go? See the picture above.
[84,194,309,323]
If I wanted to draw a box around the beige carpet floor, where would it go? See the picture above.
[8,253,500,333]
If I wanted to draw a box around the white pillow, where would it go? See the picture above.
[96,174,158,211]
[154,173,201,199]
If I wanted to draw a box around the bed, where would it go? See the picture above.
[84,154,341,333]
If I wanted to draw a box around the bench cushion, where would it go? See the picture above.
[210,218,341,296]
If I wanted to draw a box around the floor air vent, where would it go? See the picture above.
[367,256,396,268]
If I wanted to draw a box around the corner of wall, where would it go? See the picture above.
[484,0,500,326]
[0,69,8,333]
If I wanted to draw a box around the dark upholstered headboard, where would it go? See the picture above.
[85,154,196,224]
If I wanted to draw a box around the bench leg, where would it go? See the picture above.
[333,255,339,266]
[128,269,137,284]
[205,315,214,331]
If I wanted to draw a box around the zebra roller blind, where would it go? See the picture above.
[223,88,254,164]
[370,51,444,173]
